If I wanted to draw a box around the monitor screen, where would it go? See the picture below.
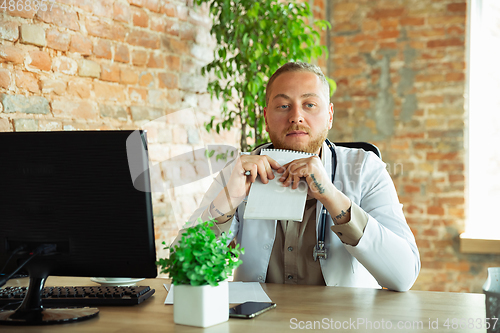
[0,130,156,280]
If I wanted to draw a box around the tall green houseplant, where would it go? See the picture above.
[195,0,335,152]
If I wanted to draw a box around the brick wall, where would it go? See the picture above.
[324,0,500,292]
[3,0,498,291]
[0,0,239,261]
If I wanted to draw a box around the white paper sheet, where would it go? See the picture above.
[163,281,272,304]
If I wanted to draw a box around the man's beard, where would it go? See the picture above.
[269,125,329,154]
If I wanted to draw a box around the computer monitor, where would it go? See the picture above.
[0,130,157,325]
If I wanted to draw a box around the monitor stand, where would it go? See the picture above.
[0,261,99,325]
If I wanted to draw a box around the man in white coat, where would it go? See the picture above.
[181,62,420,291]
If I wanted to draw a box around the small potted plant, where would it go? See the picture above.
[157,219,244,327]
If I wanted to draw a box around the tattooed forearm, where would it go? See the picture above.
[310,174,325,194]
[210,202,233,219]
[332,206,352,224]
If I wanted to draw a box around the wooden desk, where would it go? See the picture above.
[1,276,487,332]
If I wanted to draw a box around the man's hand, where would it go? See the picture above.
[279,155,352,225]
[278,155,334,202]
[226,154,282,203]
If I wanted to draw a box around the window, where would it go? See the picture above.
[465,0,500,241]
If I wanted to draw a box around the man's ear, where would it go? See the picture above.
[264,107,269,132]
[328,103,334,130]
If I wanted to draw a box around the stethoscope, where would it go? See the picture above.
[312,138,337,261]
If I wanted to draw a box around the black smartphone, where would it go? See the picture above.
[229,301,277,319]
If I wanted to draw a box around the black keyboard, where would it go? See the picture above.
[0,285,155,310]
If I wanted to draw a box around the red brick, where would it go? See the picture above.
[447,26,465,35]
[40,78,66,95]
[67,80,91,99]
[138,72,154,87]
[120,68,138,85]
[449,174,464,183]
[368,8,405,19]
[334,3,358,12]
[70,34,93,55]
[161,2,177,16]
[52,100,98,120]
[422,228,438,237]
[400,17,425,26]
[449,207,465,218]
[404,185,420,193]
[132,50,149,67]
[438,163,464,172]
[427,16,465,25]
[426,152,458,160]
[437,197,464,205]
[0,20,19,41]
[427,206,444,216]
[415,74,445,82]
[162,37,189,54]
[53,56,78,75]
[145,0,160,12]
[448,3,466,12]
[334,22,359,33]
[445,72,465,82]
[158,72,178,89]
[0,118,11,131]
[127,30,160,49]
[379,29,400,39]
[0,69,11,89]
[114,1,131,23]
[166,55,180,71]
[46,29,71,51]
[359,41,376,53]
[15,70,39,93]
[76,0,113,19]
[94,81,126,101]
[35,4,79,31]
[380,18,399,29]
[147,53,164,68]
[150,15,165,32]
[445,262,469,272]
[333,67,364,77]
[167,89,180,104]
[1,4,36,18]
[132,8,149,27]
[101,63,121,82]
[380,41,398,50]
[164,18,180,36]
[115,44,130,63]
[180,22,197,41]
[427,38,463,48]
[129,87,148,102]
[128,0,144,7]
[86,17,127,41]
[408,28,446,38]
[0,45,25,64]
[28,50,51,71]
[94,39,112,59]
[420,95,444,104]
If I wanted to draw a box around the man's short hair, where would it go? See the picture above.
[265,62,330,105]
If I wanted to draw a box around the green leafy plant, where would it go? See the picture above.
[157,219,244,286]
[195,0,336,152]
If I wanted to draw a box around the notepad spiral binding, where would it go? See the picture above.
[261,149,317,156]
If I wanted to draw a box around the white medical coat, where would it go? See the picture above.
[187,142,420,291]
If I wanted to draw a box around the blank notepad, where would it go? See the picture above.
[243,149,315,221]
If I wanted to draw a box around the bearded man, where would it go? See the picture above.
[180,62,420,291]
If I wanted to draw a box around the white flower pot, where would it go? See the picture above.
[173,280,229,328]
